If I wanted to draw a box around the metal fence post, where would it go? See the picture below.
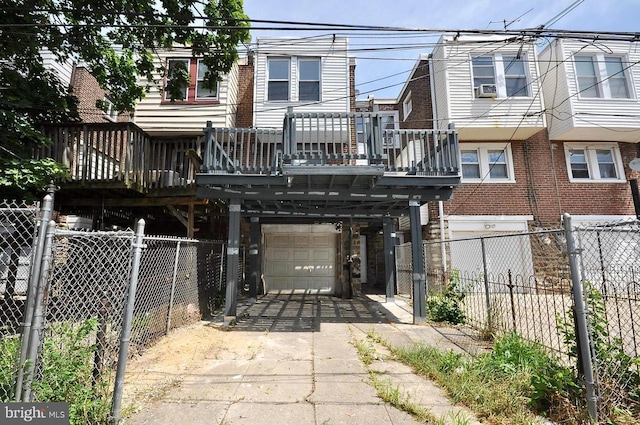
[564,213,598,422]
[21,219,56,402]
[15,193,54,400]
[166,241,181,334]
[480,237,492,332]
[110,219,146,424]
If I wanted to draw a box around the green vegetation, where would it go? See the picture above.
[426,269,466,325]
[393,333,580,425]
[1,319,111,424]
[558,283,640,423]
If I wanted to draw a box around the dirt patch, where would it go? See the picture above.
[122,321,260,414]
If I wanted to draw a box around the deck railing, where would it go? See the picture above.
[202,111,459,176]
[41,123,202,191]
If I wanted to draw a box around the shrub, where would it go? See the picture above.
[426,269,466,324]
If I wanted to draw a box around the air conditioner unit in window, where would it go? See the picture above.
[476,84,498,98]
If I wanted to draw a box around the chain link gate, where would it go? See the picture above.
[0,200,40,401]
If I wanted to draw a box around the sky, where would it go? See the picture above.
[242,0,639,100]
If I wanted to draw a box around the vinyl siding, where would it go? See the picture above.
[539,40,574,140]
[431,35,546,138]
[431,41,451,130]
[254,37,350,128]
[133,49,236,135]
[542,39,640,141]
[41,49,74,87]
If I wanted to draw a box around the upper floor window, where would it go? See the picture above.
[163,58,220,104]
[503,56,528,97]
[356,111,400,150]
[402,92,412,120]
[196,59,219,100]
[564,143,625,182]
[471,54,529,98]
[460,143,515,183]
[574,55,631,99]
[102,97,117,122]
[268,58,290,101]
[298,58,320,101]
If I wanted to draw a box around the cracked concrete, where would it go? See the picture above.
[125,294,484,424]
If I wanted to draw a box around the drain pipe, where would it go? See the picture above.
[428,53,448,274]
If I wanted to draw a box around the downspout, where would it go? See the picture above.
[429,54,448,273]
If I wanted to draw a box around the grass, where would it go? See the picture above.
[391,332,584,425]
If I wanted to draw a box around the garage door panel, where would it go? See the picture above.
[264,230,336,294]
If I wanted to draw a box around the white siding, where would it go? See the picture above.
[41,49,74,87]
[539,40,574,140]
[253,36,350,128]
[431,41,451,131]
[431,35,546,140]
[541,39,640,142]
[133,49,236,135]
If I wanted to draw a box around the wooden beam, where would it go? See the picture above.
[167,205,189,230]
[63,197,208,207]
[187,203,195,238]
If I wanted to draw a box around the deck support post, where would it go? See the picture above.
[224,199,241,323]
[248,216,260,301]
[409,200,426,323]
[383,217,396,303]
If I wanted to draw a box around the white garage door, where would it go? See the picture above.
[263,227,336,294]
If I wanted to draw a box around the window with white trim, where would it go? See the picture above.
[165,59,189,101]
[574,55,631,99]
[564,143,625,182]
[163,58,220,103]
[471,54,529,98]
[196,59,219,100]
[402,91,412,120]
[459,143,515,182]
[102,97,117,122]
[298,58,320,101]
[268,58,290,101]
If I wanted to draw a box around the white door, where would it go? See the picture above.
[263,228,336,294]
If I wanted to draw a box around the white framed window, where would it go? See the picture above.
[102,97,117,122]
[574,54,631,99]
[402,91,412,120]
[471,54,530,98]
[164,58,189,101]
[459,143,515,183]
[564,143,625,182]
[163,58,220,103]
[298,58,320,101]
[196,59,219,100]
[356,111,400,153]
[268,58,290,101]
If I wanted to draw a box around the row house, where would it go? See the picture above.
[414,34,640,287]
[41,36,461,322]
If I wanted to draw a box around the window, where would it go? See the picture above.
[459,143,515,182]
[503,56,528,97]
[165,59,189,101]
[403,92,412,120]
[163,58,220,104]
[196,59,219,100]
[472,56,496,88]
[268,58,290,101]
[102,97,117,122]
[564,143,625,182]
[574,55,630,99]
[298,58,320,101]
[471,54,530,98]
[356,111,399,153]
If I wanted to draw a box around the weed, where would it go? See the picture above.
[353,338,376,366]
[393,333,576,425]
[426,269,466,325]
[369,373,433,422]
[558,283,640,422]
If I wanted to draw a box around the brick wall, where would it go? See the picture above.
[399,59,432,130]
[236,54,255,127]
[428,130,639,228]
[70,66,130,123]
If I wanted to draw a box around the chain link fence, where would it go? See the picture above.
[0,200,40,401]
[396,215,640,422]
[0,196,228,424]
